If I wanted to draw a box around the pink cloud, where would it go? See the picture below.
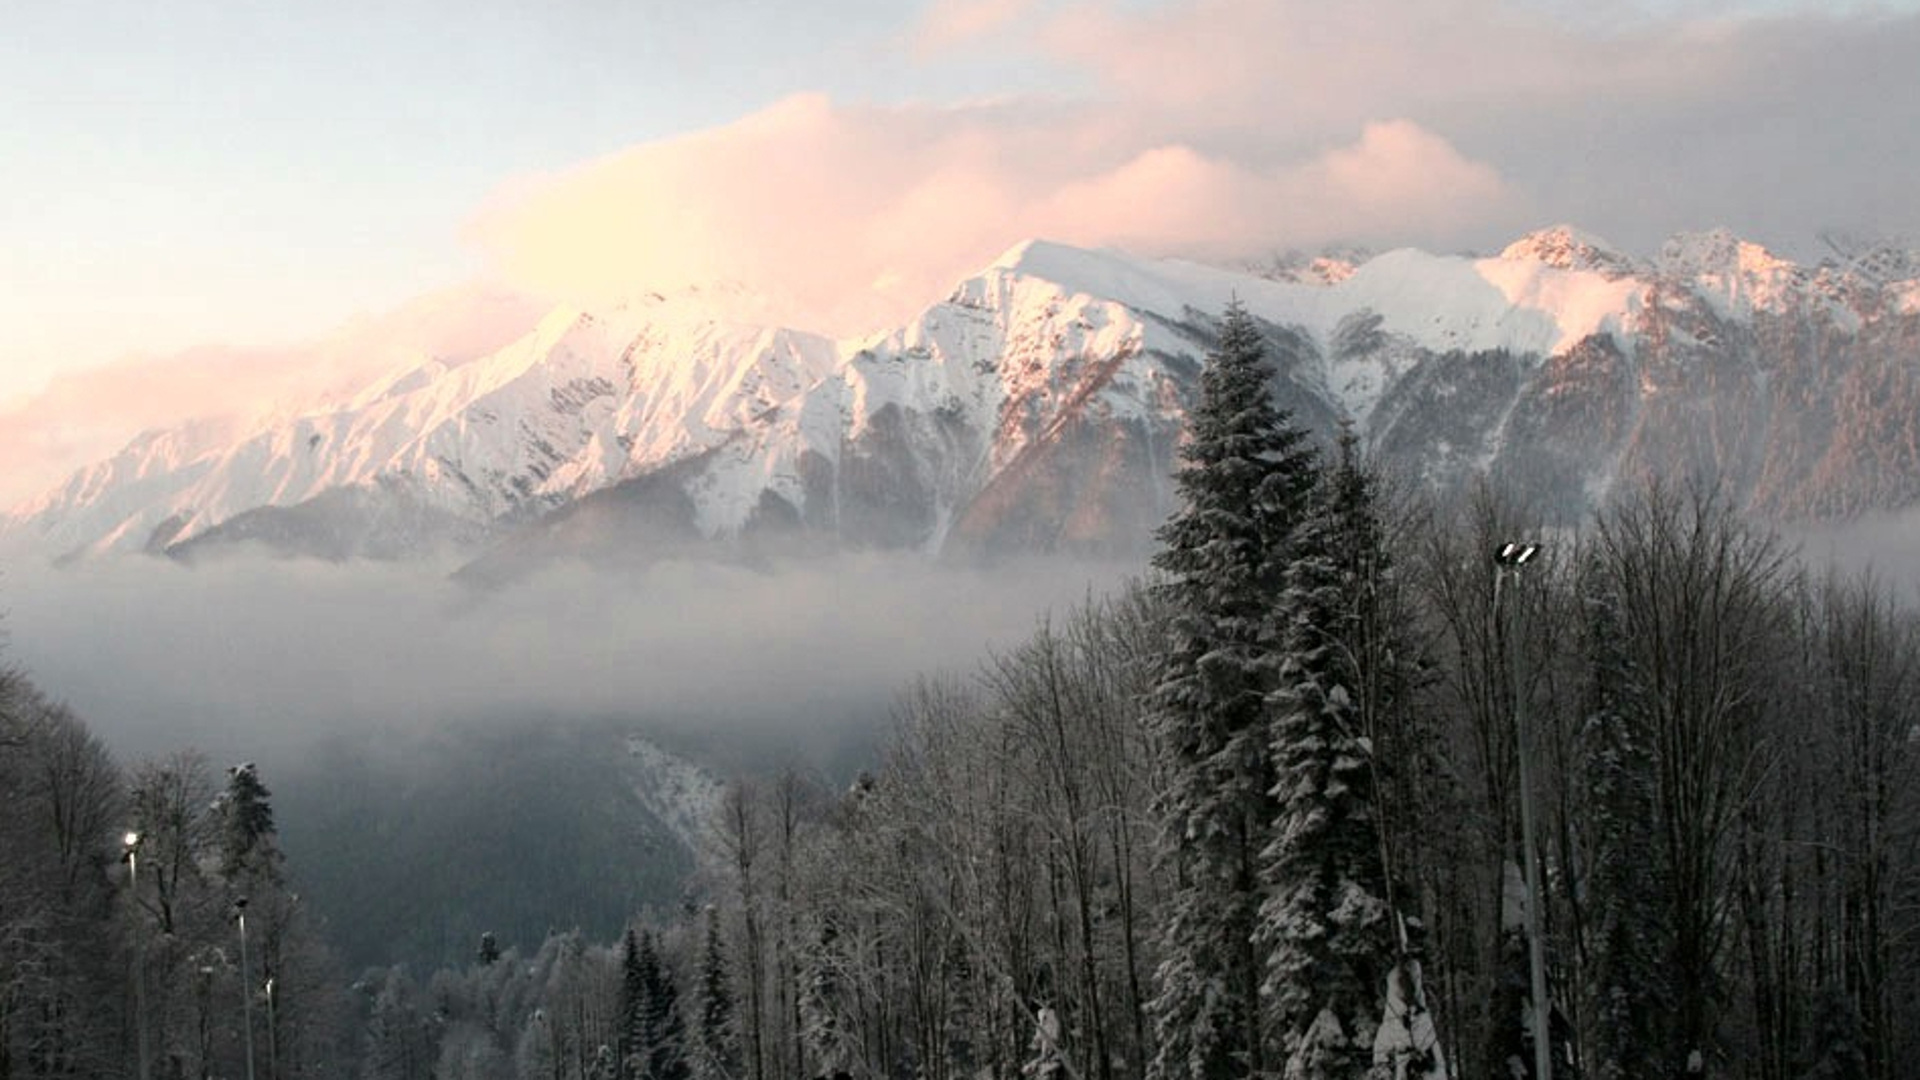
[1033,121,1513,256]
[466,95,1512,337]
[467,0,1920,340]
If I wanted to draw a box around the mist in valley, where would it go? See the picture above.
[0,546,1139,966]
[1,548,1136,755]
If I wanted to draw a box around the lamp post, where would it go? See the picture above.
[124,831,151,1080]
[235,897,257,1080]
[1494,541,1551,1080]
[265,976,278,1080]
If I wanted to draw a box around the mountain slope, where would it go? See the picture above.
[11,227,1920,567]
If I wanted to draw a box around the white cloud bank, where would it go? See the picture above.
[467,0,1920,335]
[466,95,1511,335]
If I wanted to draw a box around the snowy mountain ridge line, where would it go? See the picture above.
[8,225,1916,562]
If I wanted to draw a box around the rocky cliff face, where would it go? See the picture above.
[12,227,1920,571]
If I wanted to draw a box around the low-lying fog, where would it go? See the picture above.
[8,505,1920,768]
[4,548,1149,967]
[2,549,1141,763]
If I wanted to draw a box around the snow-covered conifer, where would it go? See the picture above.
[1579,581,1673,1080]
[623,928,689,1080]
[1258,459,1397,1079]
[1144,301,1318,1080]
[220,762,281,883]
[623,928,649,1080]
[691,906,743,1080]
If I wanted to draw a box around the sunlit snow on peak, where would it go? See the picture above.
[1499,224,1640,277]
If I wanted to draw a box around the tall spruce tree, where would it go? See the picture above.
[623,929,689,1080]
[1579,581,1673,1080]
[691,907,742,1080]
[644,932,689,1080]
[1318,427,1447,1078]
[1144,301,1320,1080]
[220,762,281,883]
[1257,451,1398,1079]
[622,929,649,1080]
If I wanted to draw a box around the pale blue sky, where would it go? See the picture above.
[4,0,1918,414]
[1,0,988,398]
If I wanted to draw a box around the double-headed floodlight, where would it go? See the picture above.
[1495,542,1539,566]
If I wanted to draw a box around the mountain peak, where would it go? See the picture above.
[1658,228,1794,279]
[1657,229,1818,318]
[1500,225,1638,276]
[988,238,1127,281]
[965,238,1230,316]
[16,230,1920,565]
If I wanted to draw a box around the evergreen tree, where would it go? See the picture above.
[1257,459,1397,1079]
[623,929,689,1080]
[219,762,281,883]
[690,907,741,1080]
[1319,425,1426,894]
[622,929,649,1080]
[1318,429,1447,1079]
[1144,301,1320,1080]
[478,932,502,968]
[1579,583,1673,1080]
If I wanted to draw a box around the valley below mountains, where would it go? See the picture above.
[11,225,1920,574]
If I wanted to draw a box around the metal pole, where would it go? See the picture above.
[1502,559,1554,1080]
[265,977,278,1080]
[126,836,151,1080]
[237,902,257,1080]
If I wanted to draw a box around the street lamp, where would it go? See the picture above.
[235,897,258,1080]
[124,832,151,1080]
[1493,541,1551,1080]
[265,976,278,1080]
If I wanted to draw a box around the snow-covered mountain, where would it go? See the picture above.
[12,227,1920,569]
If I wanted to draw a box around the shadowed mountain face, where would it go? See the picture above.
[276,723,718,973]
[13,229,1920,574]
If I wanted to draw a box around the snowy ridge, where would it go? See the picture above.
[1658,229,1823,320]
[1499,224,1640,277]
[978,237,1646,424]
[10,227,1919,561]
[11,298,839,558]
